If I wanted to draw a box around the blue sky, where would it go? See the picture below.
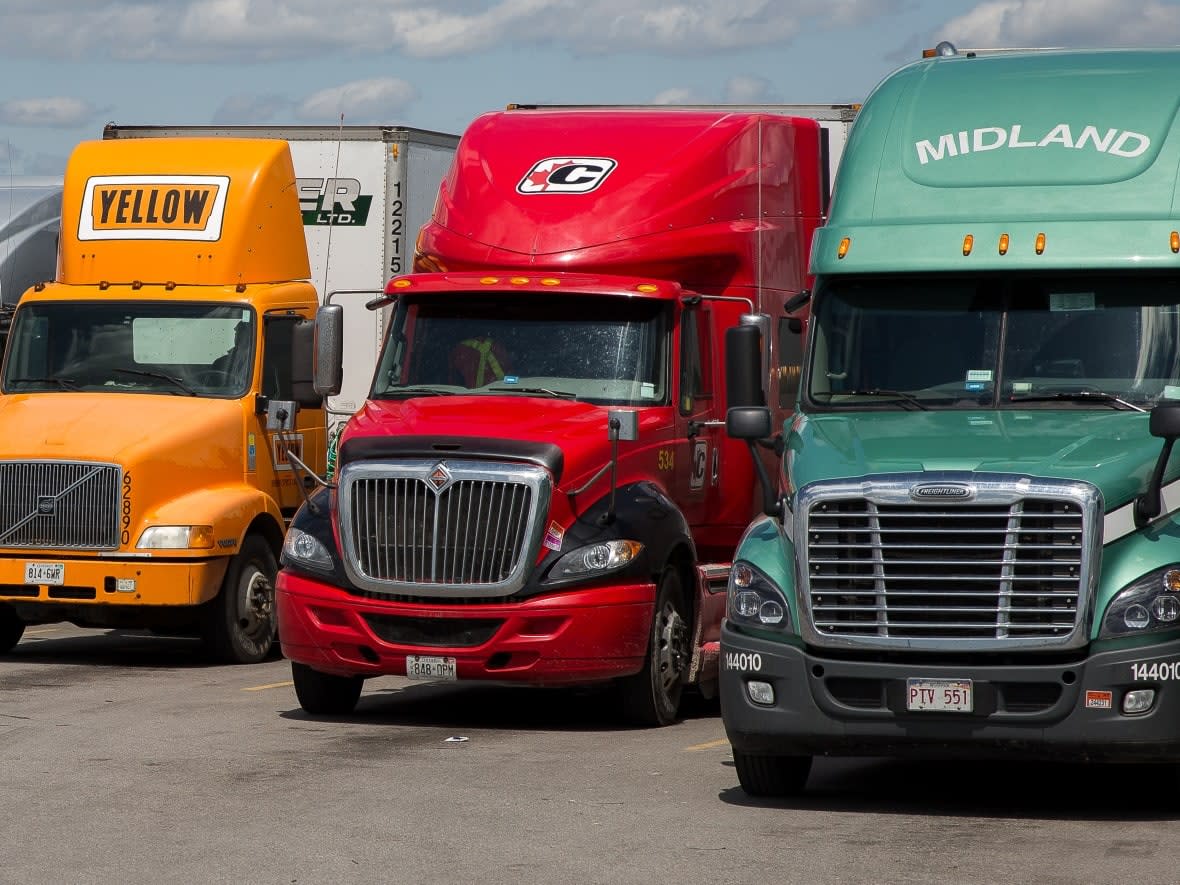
[2,0,1176,177]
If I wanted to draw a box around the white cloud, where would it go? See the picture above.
[650,76,780,106]
[937,0,1180,47]
[0,1,902,61]
[295,78,418,123]
[0,97,96,128]
[212,93,293,124]
[723,75,780,104]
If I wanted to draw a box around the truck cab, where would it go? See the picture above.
[276,106,854,723]
[722,46,1180,795]
[0,137,325,662]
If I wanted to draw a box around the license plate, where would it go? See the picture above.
[24,561,65,586]
[906,678,973,713]
[406,655,457,681]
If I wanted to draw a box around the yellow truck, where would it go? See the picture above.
[0,137,326,662]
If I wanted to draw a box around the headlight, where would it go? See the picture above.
[136,525,215,550]
[550,539,643,578]
[1099,565,1180,638]
[282,527,334,572]
[728,561,791,632]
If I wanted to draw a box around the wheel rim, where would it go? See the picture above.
[237,565,275,644]
[655,598,690,696]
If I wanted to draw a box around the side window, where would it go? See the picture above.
[679,308,711,414]
[262,316,298,400]
[777,316,804,409]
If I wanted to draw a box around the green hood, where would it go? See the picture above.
[788,410,1166,512]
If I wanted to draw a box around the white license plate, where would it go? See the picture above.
[24,561,64,586]
[406,655,458,681]
[906,678,973,713]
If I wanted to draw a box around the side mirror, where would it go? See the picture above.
[313,304,344,397]
[725,324,770,439]
[1136,401,1180,526]
[291,319,323,409]
[1150,401,1180,439]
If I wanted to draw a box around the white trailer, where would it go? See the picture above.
[101,124,460,453]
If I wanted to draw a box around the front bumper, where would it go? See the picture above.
[0,553,229,610]
[276,569,656,684]
[720,622,1180,762]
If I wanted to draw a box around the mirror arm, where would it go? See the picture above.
[1135,437,1176,527]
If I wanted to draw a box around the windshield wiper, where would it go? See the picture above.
[7,375,83,391]
[112,368,197,396]
[817,388,929,411]
[484,385,579,400]
[378,386,456,398]
[1008,390,1146,412]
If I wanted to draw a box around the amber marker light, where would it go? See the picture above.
[480,276,500,285]
[1035,232,1046,255]
[837,237,851,259]
[636,284,659,293]
[392,278,412,288]
[998,233,1010,255]
[540,277,561,286]
[1171,231,1179,254]
[510,276,529,285]
[962,234,974,256]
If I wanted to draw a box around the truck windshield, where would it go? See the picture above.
[807,274,1180,411]
[2,301,255,398]
[372,294,669,406]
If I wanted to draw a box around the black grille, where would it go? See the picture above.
[0,461,121,549]
[363,613,503,648]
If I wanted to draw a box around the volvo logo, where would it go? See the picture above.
[427,462,453,493]
[36,496,56,515]
[911,484,974,501]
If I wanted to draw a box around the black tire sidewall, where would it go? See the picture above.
[205,536,277,664]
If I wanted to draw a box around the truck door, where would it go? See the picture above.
[675,303,724,545]
[260,314,325,515]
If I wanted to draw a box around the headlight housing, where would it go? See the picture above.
[1099,565,1180,638]
[136,525,215,550]
[550,539,643,579]
[727,561,792,632]
[282,527,334,572]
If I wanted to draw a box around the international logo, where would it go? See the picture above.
[910,483,974,501]
[296,177,373,226]
[427,462,453,492]
[517,158,617,194]
[79,174,229,241]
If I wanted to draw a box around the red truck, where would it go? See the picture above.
[276,104,855,724]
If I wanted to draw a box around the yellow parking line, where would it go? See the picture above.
[241,681,294,692]
[684,738,730,752]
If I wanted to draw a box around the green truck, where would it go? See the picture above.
[721,44,1180,796]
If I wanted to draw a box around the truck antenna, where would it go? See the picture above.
[321,113,346,306]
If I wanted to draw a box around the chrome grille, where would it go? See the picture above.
[797,475,1100,650]
[338,459,550,597]
[0,461,121,549]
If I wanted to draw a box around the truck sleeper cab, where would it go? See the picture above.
[721,46,1180,796]
[276,106,856,724]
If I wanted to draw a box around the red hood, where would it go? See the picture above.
[342,395,635,489]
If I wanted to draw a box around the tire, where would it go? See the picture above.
[291,662,363,715]
[201,535,277,664]
[0,604,24,654]
[733,750,812,798]
[619,567,691,727]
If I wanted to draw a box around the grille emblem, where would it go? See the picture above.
[910,483,974,501]
[36,496,56,515]
[427,462,453,493]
